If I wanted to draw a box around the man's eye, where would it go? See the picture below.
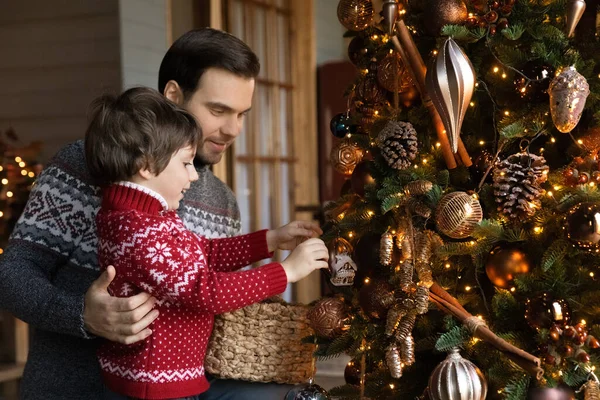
[211,109,225,115]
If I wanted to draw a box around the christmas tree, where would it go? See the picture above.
[307,0,600,398]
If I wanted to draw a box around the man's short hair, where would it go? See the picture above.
[158,28,260,99]
[85,87,201,185]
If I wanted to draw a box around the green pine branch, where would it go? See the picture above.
[435,326,471,352]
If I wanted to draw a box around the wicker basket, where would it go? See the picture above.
[205,298,315,384]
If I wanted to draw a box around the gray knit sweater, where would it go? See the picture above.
[0,140,241,399]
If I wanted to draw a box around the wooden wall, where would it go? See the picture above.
[0,0,122,160]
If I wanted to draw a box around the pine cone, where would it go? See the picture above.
[493,152,549,219]
[377,120,418,170]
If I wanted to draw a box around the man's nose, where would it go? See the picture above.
[221,115,243,138]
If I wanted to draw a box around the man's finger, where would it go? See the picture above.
[92,266,116,291]
[114,292,155,312]
[127,309,160,336]
[118,328,153,346]
[123,298,158,324]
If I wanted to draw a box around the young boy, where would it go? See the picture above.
[84,87,328,399]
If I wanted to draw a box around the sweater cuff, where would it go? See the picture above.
[246,229,274,260]
[260,263,289,295]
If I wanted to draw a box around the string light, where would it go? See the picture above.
[389,384,395,390]
[465,285,472,291]
[364,278,370,284]
[18,161,25,168]
[435,142,441,148]
[547,191,553,197]
[422,159,428,165]
[479,140,485,145]
[493,66,499,73]
[470,102,475,107]
[445,263,451,269]
[14,157,21,163]
[0,211,4,217]
[504,110,510,116]
[20,170,27,176]
[367,210,374,217]
[1,179,8,185]
[578,139,584,145]
[348,232,354,238]
[590,272,595,278]
[6,191,13,198]
[501,72,507,79]
[533,226,543,234]
[510,287,516,292]
[551,137,556,143]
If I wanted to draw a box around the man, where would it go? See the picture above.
[0,28,294,399]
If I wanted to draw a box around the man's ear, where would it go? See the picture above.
[164,80,184,105]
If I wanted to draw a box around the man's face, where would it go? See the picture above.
[183,68,255,165]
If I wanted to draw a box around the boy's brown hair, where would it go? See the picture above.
[85,87,201,185]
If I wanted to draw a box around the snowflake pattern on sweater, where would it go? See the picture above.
[96,183,288,399]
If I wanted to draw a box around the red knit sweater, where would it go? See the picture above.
[96,183,288,399]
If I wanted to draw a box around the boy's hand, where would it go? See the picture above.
[281,238,329,283]
[83,266,160,344]
[266,221,323,252]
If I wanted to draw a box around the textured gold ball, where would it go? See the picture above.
[377,53,414,94]
[330,139,364,176]
[435,192,483,239]
[423,0,468,36]
[337,0,374,31]
[307,298,347,338]
[485,245,530,289]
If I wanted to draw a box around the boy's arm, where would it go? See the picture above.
[126,223,287,314]
[198,230,273,272]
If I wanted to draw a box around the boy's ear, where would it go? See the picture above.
[164,80,184,105]
[137,167,154,181]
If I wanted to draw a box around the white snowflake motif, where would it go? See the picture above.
[146,242,172,264]
[120,283,134,296]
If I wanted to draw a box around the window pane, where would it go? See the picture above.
[254,8,267,80]
[277,14,289,82]
[279,88,288,156]
[280,163,290,224]
[257,84,272,156]
[259,164,272,229]
[235,163,252,234]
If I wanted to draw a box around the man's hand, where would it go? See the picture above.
[266,221,323,252]
[83,266,159,344]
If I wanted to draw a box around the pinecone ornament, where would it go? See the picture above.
[493,152,549,219]
[377,120,418,170]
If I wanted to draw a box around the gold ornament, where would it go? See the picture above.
[404,180,434,196]
[380,231,394,266]
[423,0,468,36]
[337,0,374,31]
[395,311,416,341]
[377,53,414,94]
[428,348,487,400]
[307,298,348,338]
[566,0,586,38]
[584,379,600,400]
[549,66,590,133]
[328,237,358,286]
[435,192,483,239]
[414,284,430,314]
[398,261,414,292]
[425,38,476,153]
[385,304,406,336]
[400,334,415,366]
[386,345,403,378]
[485,245,530,289]
[329,139,364,176]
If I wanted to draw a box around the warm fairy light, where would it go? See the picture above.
[590,272,595,278]
[1,179,7,185]
[470,102,475,107]
[0,166,3,172]
[432,50,438,56]
[20,170,27,176]
[338,213,345,219]
[0,211,4,217]
[374,110,379,116]
[553,185,561,191]
[500,172,505,176]
[534,226,543,234]
[581,319,587,325]
[465,285,472,291]
[501,73,507,79]
[364,278,370,284]
[367,210,374,217]
[363,69,369,74]
[435,142,441,148]
[510,287,516,292]
[504,110,510,116]
[14,157,22,163]
[578,139,584,145]
[18,161,25,168]
[479,140,484,145]
[389,384,395,389]
[469,241,476,245]
[547,191,553,197]
[472,337,480,344]
[551,137,556,143]
[6,191,13,198]
[0,249,4,255]
[472,193,479,200]
[389,49,394,54]
[475,82,479,87]
[348,232,354,238]
[591,182,596,187]
[422,159,428,164]
[477,315,483,320]
[414,164,418,169]
[372,34,379,39]
[445,263,451,269]
[493,66,499,73]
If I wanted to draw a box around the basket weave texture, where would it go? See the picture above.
[205,299,315,384]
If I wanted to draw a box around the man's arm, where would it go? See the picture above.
[0,146,157,343]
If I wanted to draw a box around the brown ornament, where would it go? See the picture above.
[307,297,348,338]
[337,0,374,31]
[405,180,434,196]
[330,139,364,176]
[435,192,483,239]
[344,359,361,386]
[525,293,571,329]
[358,279,395,319]
[350,160,376,197]
[485,245,530,289]
[356,64,387,104]
[423,0,468,36]
[377,53,414,94]
[565,202,600,251]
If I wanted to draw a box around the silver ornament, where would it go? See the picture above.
[428,348,487,400]
[285,382,331,400]
[549,66,590,133]
[425,38,476,153]
[382,0,399,36]
[566,0,586,38]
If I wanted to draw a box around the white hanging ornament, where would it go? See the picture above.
[328,237,357,286]
[425,38,476,153]
[566,0,586,38]
[428,348,487,400]
[548,66,590,133]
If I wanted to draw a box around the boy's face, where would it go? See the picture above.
[183,68,255,165]
[144,146,198,210]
